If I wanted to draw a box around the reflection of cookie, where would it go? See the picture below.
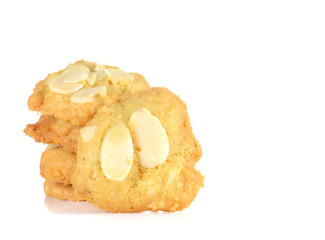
[40,147,76,184]
[28,60,150,126]
[44,181,85,201]
[72,87,204,212]
[25,115,79,152]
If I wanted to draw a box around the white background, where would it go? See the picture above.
[1,0,324,239]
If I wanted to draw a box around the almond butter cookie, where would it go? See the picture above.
[71,87,204,212]
[27,60,150,127]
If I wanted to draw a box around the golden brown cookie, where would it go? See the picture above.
[72,87,204,212]
[40,147,76,184]
[44,181,85,201]
[25,115,79,152]
[28,60,150,127]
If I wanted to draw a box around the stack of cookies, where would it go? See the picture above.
[24,60,204,212]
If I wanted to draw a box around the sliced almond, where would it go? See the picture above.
[48,66,90,94]
[63,67,89,83]
[71,86,107,103]
[86,73,97,85]
[101,123,134,181]
[80,126,97,143]
[49,75,84,94]
[105,68,135,82]
[94,64,106,70]
[68,65,90,73]
[128,107,169,168]
[45,144,60,150]
[95,68,108,82]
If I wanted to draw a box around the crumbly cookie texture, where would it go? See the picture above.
[27,60,150,127]
[40,147,77,184]
[44,181,85,201]
[72,87,203,213]
[24,115,80,152]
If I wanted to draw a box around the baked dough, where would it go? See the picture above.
[72,87,204,212]
[27,60,150,127]
[44,181,85,201]
[40,147,76,184]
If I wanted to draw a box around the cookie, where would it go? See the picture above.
[41,147,84,201]
[71,87,204,212]
[40,146,76,184]
[27,60,150,127]
[25,115,79,152]
[44,181,85,201]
